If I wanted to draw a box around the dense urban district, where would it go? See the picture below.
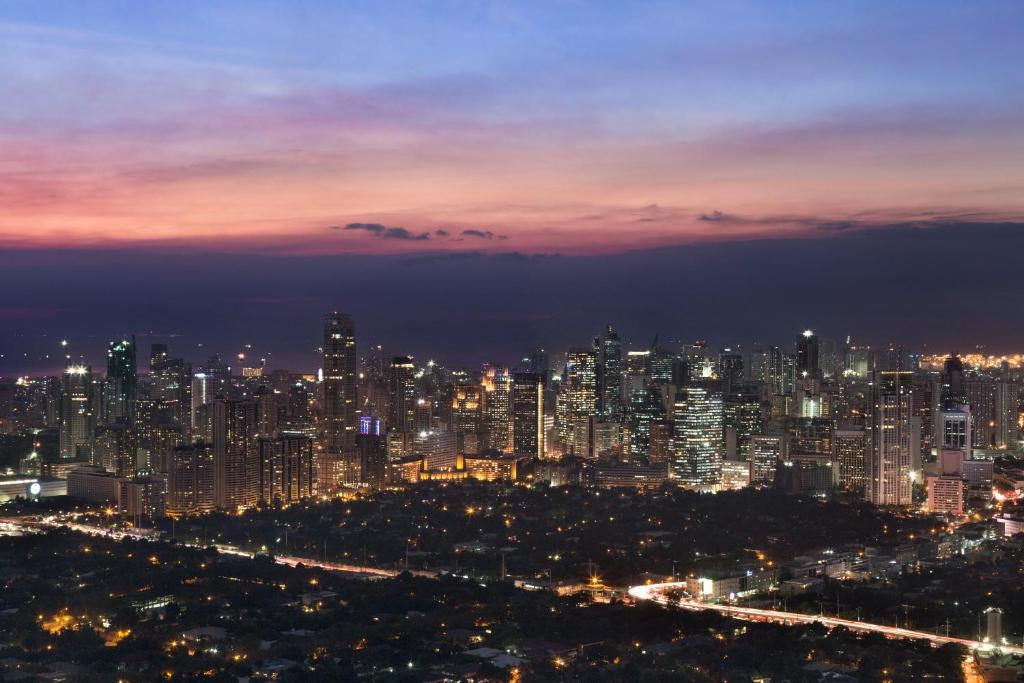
[3,316,1024,681]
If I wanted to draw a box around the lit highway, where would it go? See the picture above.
[629,581,1024,656]
[2,516,436,579]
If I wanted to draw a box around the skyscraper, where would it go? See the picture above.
[106,337,137,424]
[166,443,215,516]
[866,370,914,506]
[388,356,416,435]
[59,365,96,459]
[258,434,316,503]
[796,330,820,380]
[597,325,623,422]
[559,348,597,450]
[482,365,513,452]
[212,398,259,510]
[512,372,545,459]
[671,384,723,489]
[323,313,357,454]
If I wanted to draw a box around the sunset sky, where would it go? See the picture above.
[2,1,1024,371]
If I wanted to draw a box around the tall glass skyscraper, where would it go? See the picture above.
[671,384,723,489]
[323,313,357,454]
[106,337,137,424]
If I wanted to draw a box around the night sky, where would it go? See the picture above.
[1,2,1023,374]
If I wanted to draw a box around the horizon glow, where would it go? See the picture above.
[2,1,1023,255]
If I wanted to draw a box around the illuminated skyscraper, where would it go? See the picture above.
[833,428,867,490]
[796,330,820,380]
[59,364,96,459]
[671,384,723,489]
[258,434,316,503]
[597,325,623,422]
[166,443,215,516]
[748,433,788,485]
[212,398,259,510]
[866,370,914,506]
[323,312,357,454]
[558,348,597,449]
[452,382,483,436]
[389,356,416,434]
[512,372,545,459]
[482,365,513,452]
[106,337,137,424]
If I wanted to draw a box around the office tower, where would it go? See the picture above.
[452,382,483,436]
[765,346,792,395]
[625,387,665,459]
[796,330,820,380]
[151,348,192,431]
[482,365,512,452]
[356,431,388,489]
[940,404,972,454]
[718,350,744,394]
[671,384,723,489]
[833,428,868,491]
[190,373,212,436]
[965,377,996,449]
[512,372,545,459]
[166,443,216,516]
[866,370,915,506]
[524,347,549,377]
[211,398,259,510]
[651,348,684,385]
[926,474,964,516]
[418,430,458,471]
[149,343,169,374]
[388,356,416,434]
[597,325,623,422]
[910,374,938,464]
[92,423,138,477]
[940,355,967,407]
[258,434,315,503]
[558,348,597,449]
[647,421,673,464]
[59,365,96,459]
[106,337,137,424]
[723,390,762,460]
[995,380,1020,449]
[323,313,357,454]
[748,433,789,485]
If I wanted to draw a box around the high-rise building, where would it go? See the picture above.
[748,433,788,485]
[166,444,215,516]
[558,348,597,449]
[671,384,723,489]
[597,325,623,422]
[866,370,914,506]
[796,330,820,380]
[482,365,513,452]
[625,387,665,459]
[323,313,357,454]
[512,372,544,459]
[833,428,867,490]
[356,432,388,489]
[211,398,259,510]
[718,350,744,394]
[59,365,96,460]
[106,337,137,424]
[190,373,212,434]
[940,355,967,407]
[388,356,416,435]
[452,382,483,436]
[258,435,315,503]
[995,380,1020,449]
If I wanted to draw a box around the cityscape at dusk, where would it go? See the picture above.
[3,2,1024,682]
